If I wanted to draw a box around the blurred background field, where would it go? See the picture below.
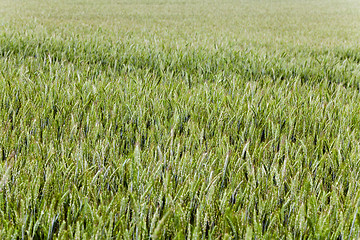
[2,0,360,48]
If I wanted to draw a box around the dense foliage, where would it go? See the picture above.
[1,0,360,238]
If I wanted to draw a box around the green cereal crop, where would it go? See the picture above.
[0,0,360,238]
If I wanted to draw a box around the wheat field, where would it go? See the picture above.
[1,0,360,238]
